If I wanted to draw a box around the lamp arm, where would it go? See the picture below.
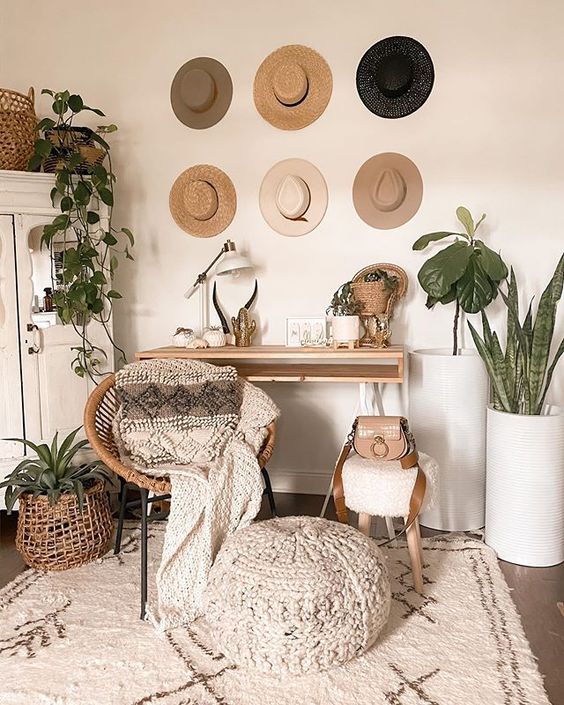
[184,242,230,299]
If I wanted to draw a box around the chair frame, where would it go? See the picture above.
[84,374,277,618]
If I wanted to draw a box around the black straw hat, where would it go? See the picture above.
[356,36,434,119]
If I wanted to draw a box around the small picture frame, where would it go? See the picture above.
[285,317,328,347]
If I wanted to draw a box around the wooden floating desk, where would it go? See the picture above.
[136,345,405,384]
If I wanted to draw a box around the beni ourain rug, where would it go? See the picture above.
[0,524,550,705]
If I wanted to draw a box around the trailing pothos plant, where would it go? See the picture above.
[327,281,363,316]
[468,255,564,415]
[28,89,134,379]
[413,206,508,355]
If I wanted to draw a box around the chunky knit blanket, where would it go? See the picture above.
[113,359,279,629]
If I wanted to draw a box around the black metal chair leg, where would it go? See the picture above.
[114,477,127,555]
[261,467,277,517]
[140,488,149,620]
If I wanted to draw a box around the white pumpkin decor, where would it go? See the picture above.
[203,326,227,347]
[172,327,196,347]
[186,337,209,349]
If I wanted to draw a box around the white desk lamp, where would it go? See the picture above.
[184,239,253,332]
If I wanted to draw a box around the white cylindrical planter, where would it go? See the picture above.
[409,349,488,531]
[331,315,360,343]
[486,406,564,567]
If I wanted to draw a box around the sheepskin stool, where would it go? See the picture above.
[342,451,438,593]
[205,515,391,675]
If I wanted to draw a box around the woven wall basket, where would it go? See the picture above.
[0,87,36,171]
[15,480,113,571]
[352,263,409,316]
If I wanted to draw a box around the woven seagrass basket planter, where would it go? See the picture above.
[351,281,393,315]
[15,480,113,571]
[43,127,104,174]
[0,87,36,171]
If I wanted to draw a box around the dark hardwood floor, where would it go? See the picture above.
[2,495,563,705]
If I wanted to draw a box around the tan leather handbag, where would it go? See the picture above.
[332,416,426,542]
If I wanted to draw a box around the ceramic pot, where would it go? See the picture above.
[203,326,226,347]
[331,315,360,343]
[409,349,488,531]
[486,405,564,566]
[171,327,195,347]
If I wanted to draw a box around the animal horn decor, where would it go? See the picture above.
[212,280,259,347]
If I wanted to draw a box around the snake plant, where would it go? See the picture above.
[468,254,564,415]
[0,428,109,512]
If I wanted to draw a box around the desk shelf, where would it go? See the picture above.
[136,345,404,384]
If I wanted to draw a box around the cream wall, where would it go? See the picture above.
[2,0,564,492]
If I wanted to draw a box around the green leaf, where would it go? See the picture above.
[456,255,495,314]
[90,270,107,286]
[83,106,105,117]
[73,180,91,206]
[121,227,134,246]
[60,196,73,212]
[504,270,519,407]
[103,233,118,246]
[86,211,100,225]
[476,241,508,282]
[36,117,56,131]
[28,154,43,171]
[417,241,472,299]
[91,299,104,314]
[35,139,53,158]
[468,319,512,411]
[537,337,564,413]
[474,213,486,231]
[98,188,113,207]
[529,253,564,410]
[107,289,122,299]
[412,232,460,251]
[456,206,475,237]
[52,98,67,116]
[68,94,84,112]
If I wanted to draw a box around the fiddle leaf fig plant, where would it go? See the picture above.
[28,89,134,379]
[413,206,508,355]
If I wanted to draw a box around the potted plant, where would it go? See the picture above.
[326,281,362,346]
[0,428,113,570]
[410,206,508,531]
[468,256,564,566]
[351,267,400,316]
[28,89,134,379]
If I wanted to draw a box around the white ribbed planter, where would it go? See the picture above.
[486,406,564,567]
[331,315,360,343]
[409,349,488,531]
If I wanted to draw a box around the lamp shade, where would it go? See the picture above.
[216,250,253,276]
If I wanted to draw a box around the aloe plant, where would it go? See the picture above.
[413,206,508,355]
[0,428,109,512]
[468,254,564,415]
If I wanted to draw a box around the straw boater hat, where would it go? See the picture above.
[169,165,236,238]
[260,159,328,236]
[356,36,434,119]
[353,153,423,229]
[170,57,233,129]
[254,45,332,130]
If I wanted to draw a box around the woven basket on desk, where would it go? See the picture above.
[352,263,409,316]
[15,480,113,571]
[0,87,36,171]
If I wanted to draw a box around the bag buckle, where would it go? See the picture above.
[371,435,389,458]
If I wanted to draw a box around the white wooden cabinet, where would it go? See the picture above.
[0,171,113,509]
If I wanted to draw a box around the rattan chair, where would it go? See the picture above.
[84,373,277,619]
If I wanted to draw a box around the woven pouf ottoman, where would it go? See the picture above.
[205,515,390,675]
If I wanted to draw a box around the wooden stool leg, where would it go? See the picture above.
[358,513,372,537]
[406,518,424,594]
[415,517,424,565]
[385,516,396,543]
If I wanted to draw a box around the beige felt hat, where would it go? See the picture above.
[171,57,233,129]
[260,159,328,236]
[353,153,423,229]
[169,165,236,238]
[254,45,332,130]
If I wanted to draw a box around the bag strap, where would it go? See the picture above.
[331,437,427,545]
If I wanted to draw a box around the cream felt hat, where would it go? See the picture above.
[260,159,328,236]
[352,153,423,229]
[169,164,236,238]
[254,45,332,130]
[170,57,233,129]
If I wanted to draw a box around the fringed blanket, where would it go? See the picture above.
[113,359,279,629]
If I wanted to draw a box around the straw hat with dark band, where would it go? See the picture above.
[357,36,434,119]
[169,165,236,238]
[171,57,233,129]
[254,45,332,130]
[353,153,423,229]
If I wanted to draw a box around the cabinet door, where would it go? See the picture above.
[0,215,24,457]
[14,214,112,444]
